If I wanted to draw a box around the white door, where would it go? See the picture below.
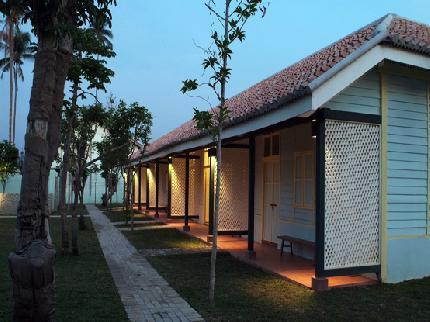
[263,160,280,243]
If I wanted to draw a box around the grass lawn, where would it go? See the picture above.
[0,217,128,322]
[116,221,166,229]
[149,252,430,321]
[51,205,89,216]
[122,228,210,250]
[99,205,153,223]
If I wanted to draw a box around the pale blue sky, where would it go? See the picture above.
[1,0,429,150]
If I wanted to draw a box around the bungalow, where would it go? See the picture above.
[128,13,430,289]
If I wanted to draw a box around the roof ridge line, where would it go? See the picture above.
[308,13,395,92]
[373,13,396,36]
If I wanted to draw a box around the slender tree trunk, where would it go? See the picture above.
[13,68,18,144]
[8,21,14,143]
[71,183,79,256]
[9,28,73,321]
[209,131,222,304]
[58,80,78,251]
[78,167,86,230]
[209,0,230,305]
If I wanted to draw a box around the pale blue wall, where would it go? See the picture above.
[322,69,380,115]
[387,74,428,236]
[278,123,315,259]
[388,237,430,283]
[253,123,315,259]
[386,73,430,283]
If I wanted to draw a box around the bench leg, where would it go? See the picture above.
[280,239,285,256]
[290,242,293,256]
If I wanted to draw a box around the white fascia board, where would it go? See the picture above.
[312,45,430,110]
[140,95,312,163]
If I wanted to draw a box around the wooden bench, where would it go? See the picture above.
[277,235,315,257]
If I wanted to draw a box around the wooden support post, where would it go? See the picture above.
[138,165,142,210]
[183,152,190,231]
[155,160,160,218]
[314,114,327,288]
[248,136,256,258]
[145,165,150,211]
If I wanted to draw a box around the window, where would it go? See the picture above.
[263,134,280,157]
[293,151,314,209]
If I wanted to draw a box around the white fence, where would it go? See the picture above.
[0,170,124,214]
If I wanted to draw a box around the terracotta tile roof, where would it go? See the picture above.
[138,14,430,160]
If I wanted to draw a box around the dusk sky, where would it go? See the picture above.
[1,0,429,150]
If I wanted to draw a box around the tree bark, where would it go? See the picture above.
[9,25,73,321]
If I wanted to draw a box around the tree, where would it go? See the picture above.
[97,100,152,211]
[181,0,267,304]
[1,1,22,143]
[2,1,116,320]
[0,140,19,192]
[58,26,114,253]
[69,103,106,255]
[0,30,35,143]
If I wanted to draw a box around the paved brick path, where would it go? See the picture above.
[87,205,203,322]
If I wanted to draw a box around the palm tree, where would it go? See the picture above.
[0,30,34,143]
[89,13,113,100]
[89,12,114,50]
[2,4,22,143]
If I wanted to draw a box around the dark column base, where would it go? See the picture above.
[247,250,256,259]
[155,213,160,219]
[206,235,214,242]
[312,276,329,291]
[183,225,190,232]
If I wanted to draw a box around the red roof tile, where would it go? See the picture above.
[138,14,430,160]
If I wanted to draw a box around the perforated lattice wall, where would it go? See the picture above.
[171,157,203,216]
[140,167,147,204]
[171,158,186,216]
[189,158,202,215]
[158,163,168,207]
[218,148,249,232]
[324,119,380,270]
[148,164,156,207]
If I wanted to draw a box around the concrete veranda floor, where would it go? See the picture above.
[133,207,377,289]
[134,216,375,290]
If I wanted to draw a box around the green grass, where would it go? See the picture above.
[122,228,209,250]
[51,205,89,216]
[101,205,153,223]
[0,217,128,322]
[148,252,430,321]
[116,221,166,229]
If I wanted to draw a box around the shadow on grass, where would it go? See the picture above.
[100,205,154,223]
[0,217,128,322]
[122,228,210,250]
[148,252,430,322]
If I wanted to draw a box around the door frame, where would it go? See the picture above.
[261,154,280,244]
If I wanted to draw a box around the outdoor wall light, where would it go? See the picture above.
[311,121,318,139]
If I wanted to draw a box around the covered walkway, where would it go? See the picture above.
[166,220,377,289]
